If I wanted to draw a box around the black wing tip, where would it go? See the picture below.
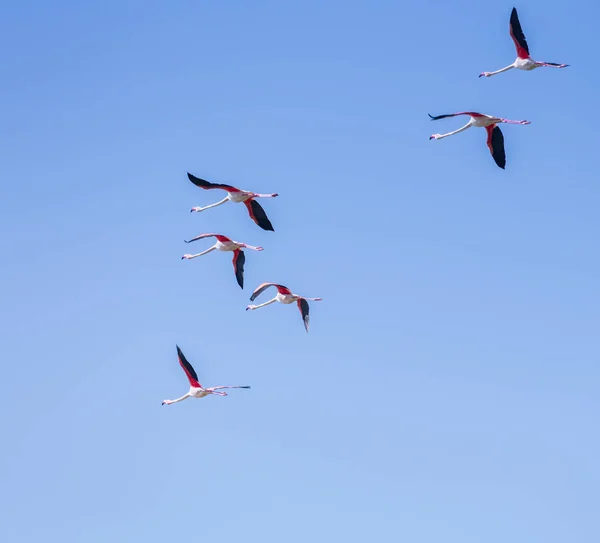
[428,113,449,121]
[187,172,210,186]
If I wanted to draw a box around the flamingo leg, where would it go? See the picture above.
[253,193,278,198]
[241,243,264,251]
[246,297,277,311]
[182,246,217,260]
[162,392,192,405]
[499,118,531,125]
[479,64,515,78]
[535,61,569,68]
[430,122,472,140]
[303,297,322,301]
[211,385,251,391]
[191,197,229,213]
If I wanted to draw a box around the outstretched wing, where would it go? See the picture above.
[249,282,292,301]
[184,233,232,244]
[176,345,202,388]
[187,172,241,193]
[428,112,482,121]
[232,249,245,289]
[485,124,506,170]
[509,7,530,59]
[244,199,275,231]
[297,298,310,333]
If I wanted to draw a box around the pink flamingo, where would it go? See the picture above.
[428,111,531,169]
[181,233,263,289]
[479,7,569,78]
[188,172,278,231]
[162,345,251,406]
[246,283,322,333]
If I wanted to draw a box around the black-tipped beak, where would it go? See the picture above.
[429,136,434,140]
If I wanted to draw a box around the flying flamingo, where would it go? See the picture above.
[246,283,322,332]
[187,172,278,231]
[162,345,251,406]
[181,233,263,289]
[479,7,569,78]
[428,112,531,169]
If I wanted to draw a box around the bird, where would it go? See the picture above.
[187,172,278,231]
[479,7,569,78]
[428,112,531,169]
[181,233,263,289]
[246,283,322,332]
[162,345,251,406]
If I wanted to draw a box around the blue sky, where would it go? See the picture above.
[1,0,598,541]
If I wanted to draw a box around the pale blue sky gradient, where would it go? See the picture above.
[1,1,599,541]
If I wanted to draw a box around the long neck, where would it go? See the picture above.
[169,393,191,404]
[487,64,515,76]
[254,297,277,309]
[438,122,472,139]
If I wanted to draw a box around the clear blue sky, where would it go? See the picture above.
[1,0,598,541]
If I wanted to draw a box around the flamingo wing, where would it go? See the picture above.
[509,7,530,59]
[176,345,202,388]
[232,249,245,289]
[187,172,241,193]
[297,298,310,332]
[485,125,506,170]
[184,233,232,244]
[243,199,275,231]
[249,282,292,301]
[428,112,482,121]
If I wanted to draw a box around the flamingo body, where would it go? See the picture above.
[181,233,262,289]
[162,345,251,406]
[246,282,322,332]
[479,8,569,78]
[188,172,278,231]
[428,111,530,169]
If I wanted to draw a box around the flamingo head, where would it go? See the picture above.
[162,400,171,406]
[181,254,194,260]
[429,134,442,140]
[190,206,203,213]
[246,304,256,311]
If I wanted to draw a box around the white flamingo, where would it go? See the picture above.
[246,283,322,332]
[479,7,569,78]
[428,111,531,169]
[188,172,278,231]
[162,345,251,406]
[181,233,263,289]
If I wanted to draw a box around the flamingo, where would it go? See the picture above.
[479,7,569,78]
[162,345,251,406]
[188,172,278,231]
[245,283,322,332]
[181,233,263,289]
[428,112,531,169]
